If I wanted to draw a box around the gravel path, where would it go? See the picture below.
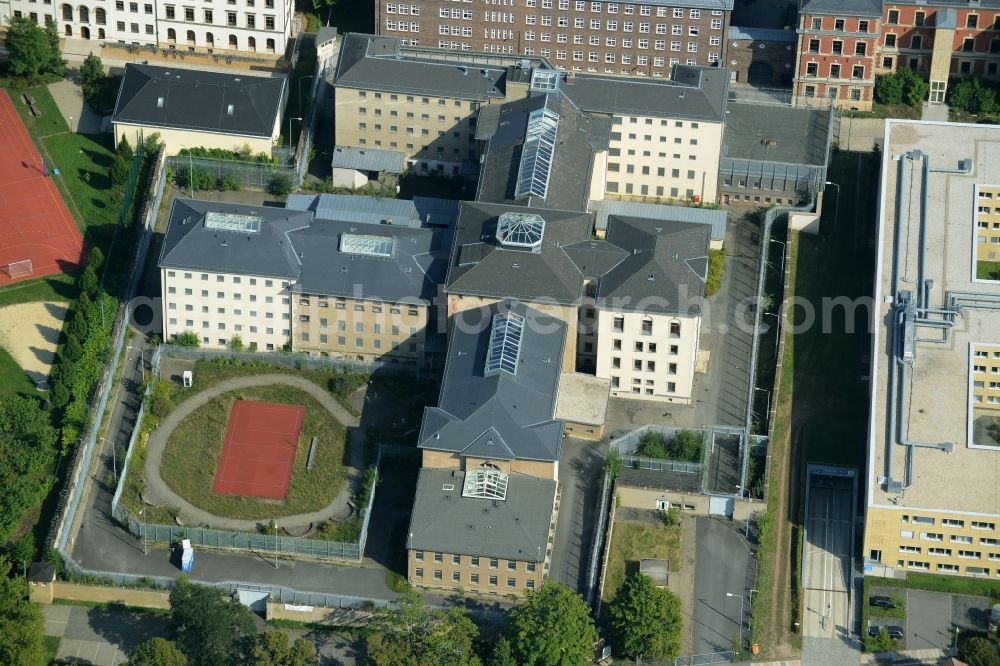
[0,301,68,385]
[143,374,361,531]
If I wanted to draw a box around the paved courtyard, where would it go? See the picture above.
[44,604,169,666]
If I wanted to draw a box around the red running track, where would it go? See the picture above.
[0,90,85,286]
[212,399,305,500]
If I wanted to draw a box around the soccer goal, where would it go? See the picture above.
[5,259,33,279]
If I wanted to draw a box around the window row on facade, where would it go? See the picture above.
[412,568,537,588]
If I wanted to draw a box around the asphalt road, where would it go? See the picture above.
[692,517,752,656]
[549,437,606,593]
[801,478,853,640]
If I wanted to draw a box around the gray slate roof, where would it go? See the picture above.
[476,92,611,213]
[800,0,882,16]
[112,64,285,138]
[723,103,831,167]
[563,64,730,123]
[600,216,711,314]
[331,145,406,173]
[159,198,450,304]
[418,301,566,462]
[334,33,515,100]
[590,200,725,243]
[445,202,594,304]
[408,468,556,562]
[287,193,459,229]
[158,199,306,278]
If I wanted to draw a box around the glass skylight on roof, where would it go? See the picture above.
[204,212,262,234]
[496,211,545,251]
[340,233,397,258]
[514,106,559,200]
[530,69,560,93]
[462,466,509,500]
[485,311,524,376]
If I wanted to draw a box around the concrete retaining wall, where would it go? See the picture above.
[265,601,372,626]
[36,582,171,609]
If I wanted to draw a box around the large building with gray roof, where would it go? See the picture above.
[408,300,565,596]
[158,196,452,365]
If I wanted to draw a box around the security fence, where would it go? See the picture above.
[168,155,301,191]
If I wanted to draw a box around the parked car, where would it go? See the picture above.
[870,595,895,609]
[868,625,904,640]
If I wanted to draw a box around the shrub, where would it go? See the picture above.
[173,331,200,347]
[219,174,242,191]
[268,174,293,196]
[950,77,998,115]
[705,247,725,296]
[874,68,929,107]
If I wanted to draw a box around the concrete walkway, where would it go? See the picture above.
[48,75,103,134]
[143,374,361,531]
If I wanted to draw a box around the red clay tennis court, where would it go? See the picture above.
[0,90,84,287]
[212,400,306,500]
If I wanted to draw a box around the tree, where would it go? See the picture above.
[637,431,669,459]
[86,246,105,273]
[604,449,622,482]
[43,19,65,79]
[129,638,188,666]
[486,637,517,666]
[68,309,89,340]
[4,17,62,82]
[268,175,293,196]
[874,72,904,106]
[168,578,257,666]
[505,581,597,666]
[173,331,200,347]
[241,632,317,666]
[901,70,929,107]
[0,396,58,542]
[366,592,482,666]
[874,68,929,108]
[607,573,682,661]
[79,53,105,100]
[0,556,48,666]
[705,247,725,297]
[669,429,703,462]
[961,636,1000,666]
[64,334,83,362]
[115,136,135,165]
[79,267,99,298]
[950,77,998,115]
[229,335,244,351]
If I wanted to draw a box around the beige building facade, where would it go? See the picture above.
[114,122,278,156]
[604,114,723,203]
[407,544,546,595]
[421,449,559,481]
[292,294,429,364]
[161,268,292,351]
[976,184,1000,271]
[594,308,700,403]
[971,343,1000,413]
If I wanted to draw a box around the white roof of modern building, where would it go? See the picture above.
[334,33,548,101]
[330,145,406,174]
[112,63,285,138]
[555,373,610,427]
[868,121,1000,516]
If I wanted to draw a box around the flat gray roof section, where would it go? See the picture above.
[418,300,566,462]
[618,466,702,493]
[722,103,831,167]
[445,201,594,304]
[334,33,517,101]
[286,193,423,228]
[408,468,556,562]
[113,64,285,138]
[562,64,730,123]
[555,372,610,427]
[868,121,1000,515]
[158,199,306,278]
[330,145,406,173]
[800,0,882,16]
[589,199,726,242]
[476,92,611,213]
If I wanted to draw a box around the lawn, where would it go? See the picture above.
[42,634,61,664]
[0,346,36,397]
[159,384,348,520]
[601,519,681,603]
[977,260,1000,281]
[0,273,79,307]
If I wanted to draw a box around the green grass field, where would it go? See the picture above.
[159,384,347,520]
[0,346,36,397]
[978,260,1000,281]
[601,520,681,603]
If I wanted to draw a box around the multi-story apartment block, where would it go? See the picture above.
[333,33,547,176]
[976,184,1000,278]
[408,301,564,595]
[863,121,1000,580]
[794,0,1000,111]
[112,63,286,153]
[159,195,453,363]
[375,0,733,78]
[592,215,708,403]
[7,0,292,54]
[793,0,882,110]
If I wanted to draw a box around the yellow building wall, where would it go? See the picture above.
[864,505,1000,577]
[971,343,1000,412]
[976,185,1000,265]
[406,548,544,597]
[114,122,276,156]
[419,450,558,480]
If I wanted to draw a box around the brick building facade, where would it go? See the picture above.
[375,0,733,78]
[794,0,1000,111]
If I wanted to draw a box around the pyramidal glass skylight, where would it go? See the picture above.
[462,466,509,500]
[496,211,545,251]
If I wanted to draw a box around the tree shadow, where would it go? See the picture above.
[85,604,174,653]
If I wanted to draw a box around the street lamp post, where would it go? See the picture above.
[769,237,786,277]
[824,181,841,237]
[288,117,303,149]
[138,508,147,555]
[271,520,279,569]
[727,592,746,653]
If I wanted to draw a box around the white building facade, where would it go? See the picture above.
[7,0,293,54]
